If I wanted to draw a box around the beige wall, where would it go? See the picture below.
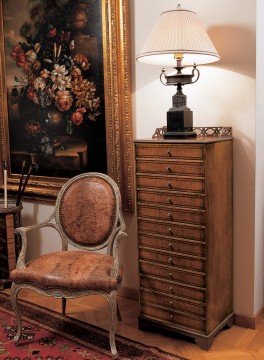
[255,0,264,315]
[22,0,258,316]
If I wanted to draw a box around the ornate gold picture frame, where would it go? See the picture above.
[0,0,133,211]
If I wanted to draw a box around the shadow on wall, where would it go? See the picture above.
[232,130,255,313]
[120,213,139,293]
[22,203,42,262]
[21,203,61,263]
[208,25,256,79]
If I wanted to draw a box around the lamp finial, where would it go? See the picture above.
[177,4,181,10]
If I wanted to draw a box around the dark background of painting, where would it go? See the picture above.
[4,0,107,178]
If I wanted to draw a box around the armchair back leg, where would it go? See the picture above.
[62,298,66,315]
[117,301,122,321]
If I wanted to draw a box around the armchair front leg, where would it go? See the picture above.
[10,283,22,342]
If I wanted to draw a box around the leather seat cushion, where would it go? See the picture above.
[10,251,122,292]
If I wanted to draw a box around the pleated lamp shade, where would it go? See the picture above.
[136,9,220,67]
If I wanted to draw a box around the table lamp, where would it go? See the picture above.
[136,5,220,138]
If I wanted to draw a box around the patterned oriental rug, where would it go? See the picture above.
[0,292,186,360]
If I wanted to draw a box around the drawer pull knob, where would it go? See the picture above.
[168,198,173,204]
[169,272,173,279]
[168,243,173,249]
[168,182,172,188]
[167,150,172,156]
[168,257,173,264]
[169,286,173,292]
[170,314,174,320]
[167,166,172,173]
[169,228,173,235]
[168,213,173,220]
[170,301,174,306]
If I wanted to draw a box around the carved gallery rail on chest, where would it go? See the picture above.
[134,133,233,350]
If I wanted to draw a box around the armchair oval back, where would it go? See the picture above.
[55,173,121,250]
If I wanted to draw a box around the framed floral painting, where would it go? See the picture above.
[0,0,133,211]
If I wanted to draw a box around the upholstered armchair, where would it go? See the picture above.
[10,172,127,356]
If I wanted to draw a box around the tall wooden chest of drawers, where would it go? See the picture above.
[135,136,233,350]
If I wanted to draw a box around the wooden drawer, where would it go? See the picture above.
[0,267,8,278]
[139,248,205,272]
[140,276,206,302]
[140,290,206,317]
[140,261,205,287]
[137,204,205,225]
[138,235,205,256]
[0,218,6,227]
[0,253,9,269]
[137,175,204,193]
[0,225,7,239]
[14,213,21,228]
[0,239,7,254]
[141,304,205,331]
[15,235,21,258]
[136,159,204,176]
[137,190,205,209]
[135,144,204,160]
[138,219,205,241]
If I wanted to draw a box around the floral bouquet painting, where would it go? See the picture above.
[4,0,106,176]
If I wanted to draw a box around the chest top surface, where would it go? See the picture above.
[134,135,233,145]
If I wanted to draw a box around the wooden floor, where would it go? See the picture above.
[4,288,264,359]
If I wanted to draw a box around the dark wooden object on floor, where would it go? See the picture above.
[134,134,233,350]
[62,298,122,321]
[0,202,22,290]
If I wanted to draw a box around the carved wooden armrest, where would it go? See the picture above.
[14,212,67,269]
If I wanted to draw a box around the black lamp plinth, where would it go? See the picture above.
[164,107,196,139]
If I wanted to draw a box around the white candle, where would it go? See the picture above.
[3,161,7,208]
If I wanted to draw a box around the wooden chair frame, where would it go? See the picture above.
[10,172,127,356]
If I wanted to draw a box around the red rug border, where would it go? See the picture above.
[0,291,187,360]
